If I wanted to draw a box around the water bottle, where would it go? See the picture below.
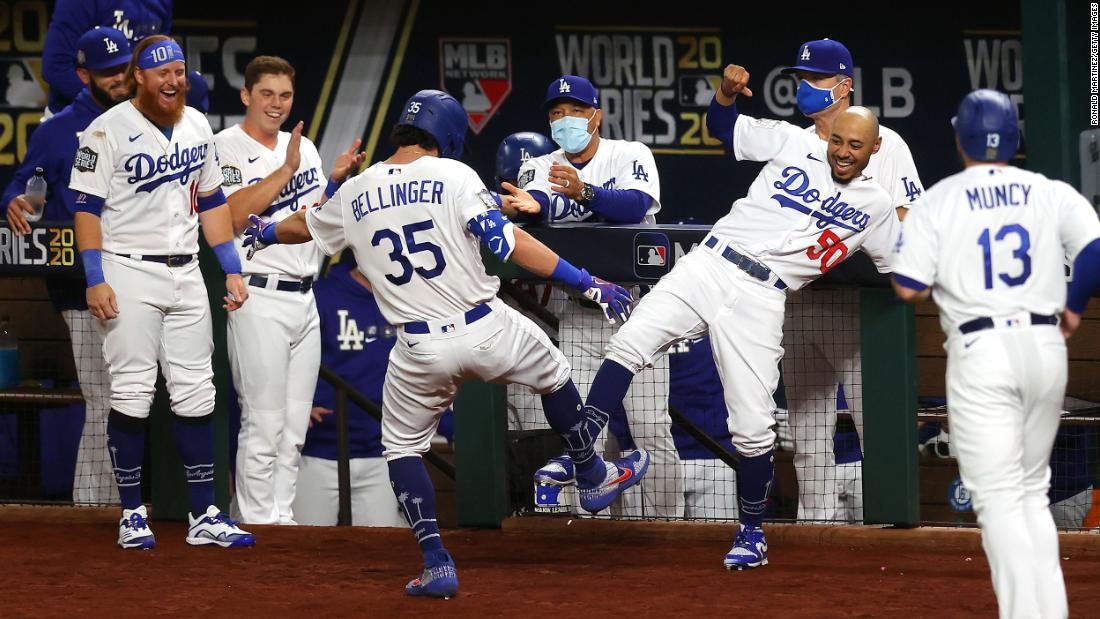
[0,317,18,389]
[24,167,46,223]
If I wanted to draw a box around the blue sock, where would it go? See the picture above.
[585,360,635,421]
[173,414,216,516]
[388,456,445,563]
[106,409,146,511]
[738,449,774,529]
[541,379,605,485]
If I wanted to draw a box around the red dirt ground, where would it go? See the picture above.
[2,508,1099,618]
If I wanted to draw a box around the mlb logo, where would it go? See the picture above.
[441,323,456,333]
[439,38,512,134]
[633,232,670,281]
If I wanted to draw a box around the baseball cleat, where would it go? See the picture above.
[118,505,156,550]
[186,505,256,548]
[406,550,459,599]
[723,524,768,570]
[577,449,649,514]
[534,455,576,513]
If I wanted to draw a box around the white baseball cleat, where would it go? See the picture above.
[186,505,256,548]
[118,505,156,550]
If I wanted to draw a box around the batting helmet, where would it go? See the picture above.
[495,132,554,187]
[398,89,468,159]
[951,89,1019,162]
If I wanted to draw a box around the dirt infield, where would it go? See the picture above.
[2,507,1100,618]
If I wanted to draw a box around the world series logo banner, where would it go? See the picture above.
[439,38,513,135]
[552,26,725,155]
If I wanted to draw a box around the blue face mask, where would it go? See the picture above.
[797,79,845,115]
[550,111,596,153]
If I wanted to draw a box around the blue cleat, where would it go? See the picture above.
[406,550,459,599]
[534,455,576,486]
[577,449,649,514]
[723,524,768,570]
[118,505,156,550]
[534,455,576,513]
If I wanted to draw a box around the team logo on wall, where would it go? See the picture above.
[439,38,512,134]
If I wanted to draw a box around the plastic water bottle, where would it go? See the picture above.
[0,317,18,389]
[24,167,46,223]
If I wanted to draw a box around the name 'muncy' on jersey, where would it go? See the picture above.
[516,137,661,223]
[69,101,222,255]
[711,115,900,290]
[305,157,500,325]
[893,165,1100,334]
[215,124,325,278]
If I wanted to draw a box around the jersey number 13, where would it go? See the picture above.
[977,224,1031,289]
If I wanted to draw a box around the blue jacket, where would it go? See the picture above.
[668,336,734,460]
[43,0,172,112]
[2,88,106,310]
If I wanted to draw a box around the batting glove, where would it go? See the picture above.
[579,269,633,324]
[242,214,278,260]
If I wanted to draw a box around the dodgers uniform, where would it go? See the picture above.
[784,124,923,522]
[216,123,325,525]
[668,336,738,520]
[894,161,1100,619]
[292,260,406,527]
[517,139,683,519]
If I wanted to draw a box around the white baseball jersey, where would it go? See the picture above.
[806,124,924,208]
[69,101,222,254]
[893,164,1100,334]
[306,156,499,324]
[517,138,661,223]
[711,115,900,290]
[215,124,326,279]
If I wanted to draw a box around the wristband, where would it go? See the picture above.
[550,257,588,292]
[212,240,242,275]
[325,178,341,199]
[81,249,105,287]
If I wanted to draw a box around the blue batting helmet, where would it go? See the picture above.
[495,132,554,187]
[951,89,1019,162]
[399,89,468,159]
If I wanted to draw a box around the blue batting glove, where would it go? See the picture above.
[242,214,279,260]
[578,268,633,324]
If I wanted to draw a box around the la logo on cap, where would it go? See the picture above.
[104,37,119,54]
[801,46,811,60]
[559,78,571,93]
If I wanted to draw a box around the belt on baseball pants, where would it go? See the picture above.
[247,274,314,293]
[703,236,788,290]
[958,313,1058,334]
[403,303,492,334]
[113,253,195,267]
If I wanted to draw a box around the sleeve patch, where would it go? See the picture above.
[74,147,98,173]
[221,165,243,186]
[476,188,499,210]
[518,168,535,189]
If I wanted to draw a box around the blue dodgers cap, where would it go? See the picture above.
[544,75,599,109]
[186,70,209,113]
[136,39,185,70]
[783,39,854,78]
[75,27,131,71]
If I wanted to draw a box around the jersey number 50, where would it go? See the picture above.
[371,219,447,286]
[807,229,849,273]
[978,224,1031,289]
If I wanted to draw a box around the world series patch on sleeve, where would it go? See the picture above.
[0,222,83,277]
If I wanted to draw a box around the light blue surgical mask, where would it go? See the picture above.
[550,111,596,153]
[796,79,846,115]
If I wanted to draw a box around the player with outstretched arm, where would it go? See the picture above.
[243,89,649,598]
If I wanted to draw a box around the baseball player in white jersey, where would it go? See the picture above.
[893,89,1100,619]
[70,36,254,549]
[243,89,650,598]
[505,75,683,519]
[767,39,924,522]
[216,55,364,525]
[582,63,902,570]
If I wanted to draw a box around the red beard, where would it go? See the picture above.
[134,81,187,128]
